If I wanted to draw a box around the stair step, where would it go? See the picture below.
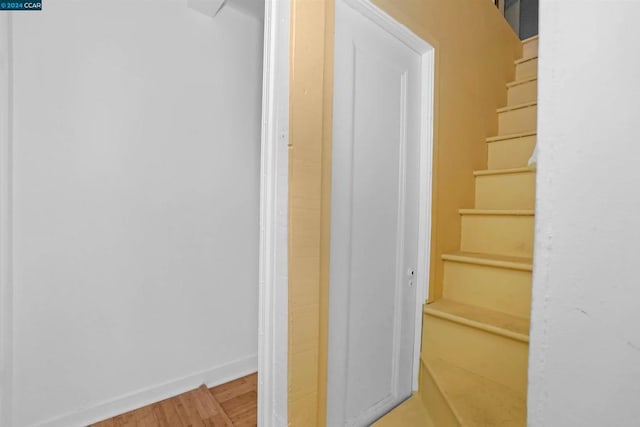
[487,133,536,170]
[442,251,532,271]
[459,209,533,216]
[507,77,537,105]
[423,299,529,342]
[422,300,530,393]
[515,56,538,80]
[514,55,537,65]
[522,34,538,58]
[442,252,532,318]
[473,166,535,176]
[460,210,534,257]
[498,102,537,136]
[423,358,526,427]
[497,101,537,113]
[486,131,536,143]
[506,76,537,88]
[474,167,536,210]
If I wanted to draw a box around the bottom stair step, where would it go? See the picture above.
[422,358,526,427]
[422,300,530,393]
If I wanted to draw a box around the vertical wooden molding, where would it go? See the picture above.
[288,0,328,425]
[317,0,334,424]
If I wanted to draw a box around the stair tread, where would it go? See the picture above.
[425,358,526,427]
[424,299,530,342]
[515,55,537,65]
[474,166,536,176]
[497,101,537,113]
[507,76,537,88]
[459,209,534,216]
[486,131,536,143]
[442,251,532,271]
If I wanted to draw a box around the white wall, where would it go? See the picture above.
[528,1,640,425]
[4,1,263,426]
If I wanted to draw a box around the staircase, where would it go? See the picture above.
[376,35,538,427]
[420,34,538,427]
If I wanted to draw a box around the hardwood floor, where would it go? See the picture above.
[92,373,257,427]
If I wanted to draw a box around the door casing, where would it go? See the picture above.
[258,0,290,426]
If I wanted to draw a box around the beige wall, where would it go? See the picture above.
[288,0,521,425]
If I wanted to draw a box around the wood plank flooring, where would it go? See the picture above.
[92,373,257,427]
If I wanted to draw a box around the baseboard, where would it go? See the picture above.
[32,354,258,427]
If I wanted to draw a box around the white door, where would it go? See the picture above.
[327,1,425,425]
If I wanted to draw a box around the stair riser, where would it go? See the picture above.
[475,171,536,210]
[443,261,532,318]
[422,315,529,394]
[523,37,538,58]
[460,215,534,258]
[508,79,537,105]
[515,57,538,80]
[420,362,460,427]
[488,135,536,169]
[498,105,537,135]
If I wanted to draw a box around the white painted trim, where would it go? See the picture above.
[0,13,13,427]
[339,0,435,393]
[414,47,435,391]
[350,394,397,427]
[343,0,432,53]
[258,0,289,425]
[32,355,258,427]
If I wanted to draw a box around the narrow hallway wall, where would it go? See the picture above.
[528,1,640,424]
[6,1,263,425]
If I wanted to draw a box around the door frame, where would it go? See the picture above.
[335,0,435,393]
[258,0,290,426]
